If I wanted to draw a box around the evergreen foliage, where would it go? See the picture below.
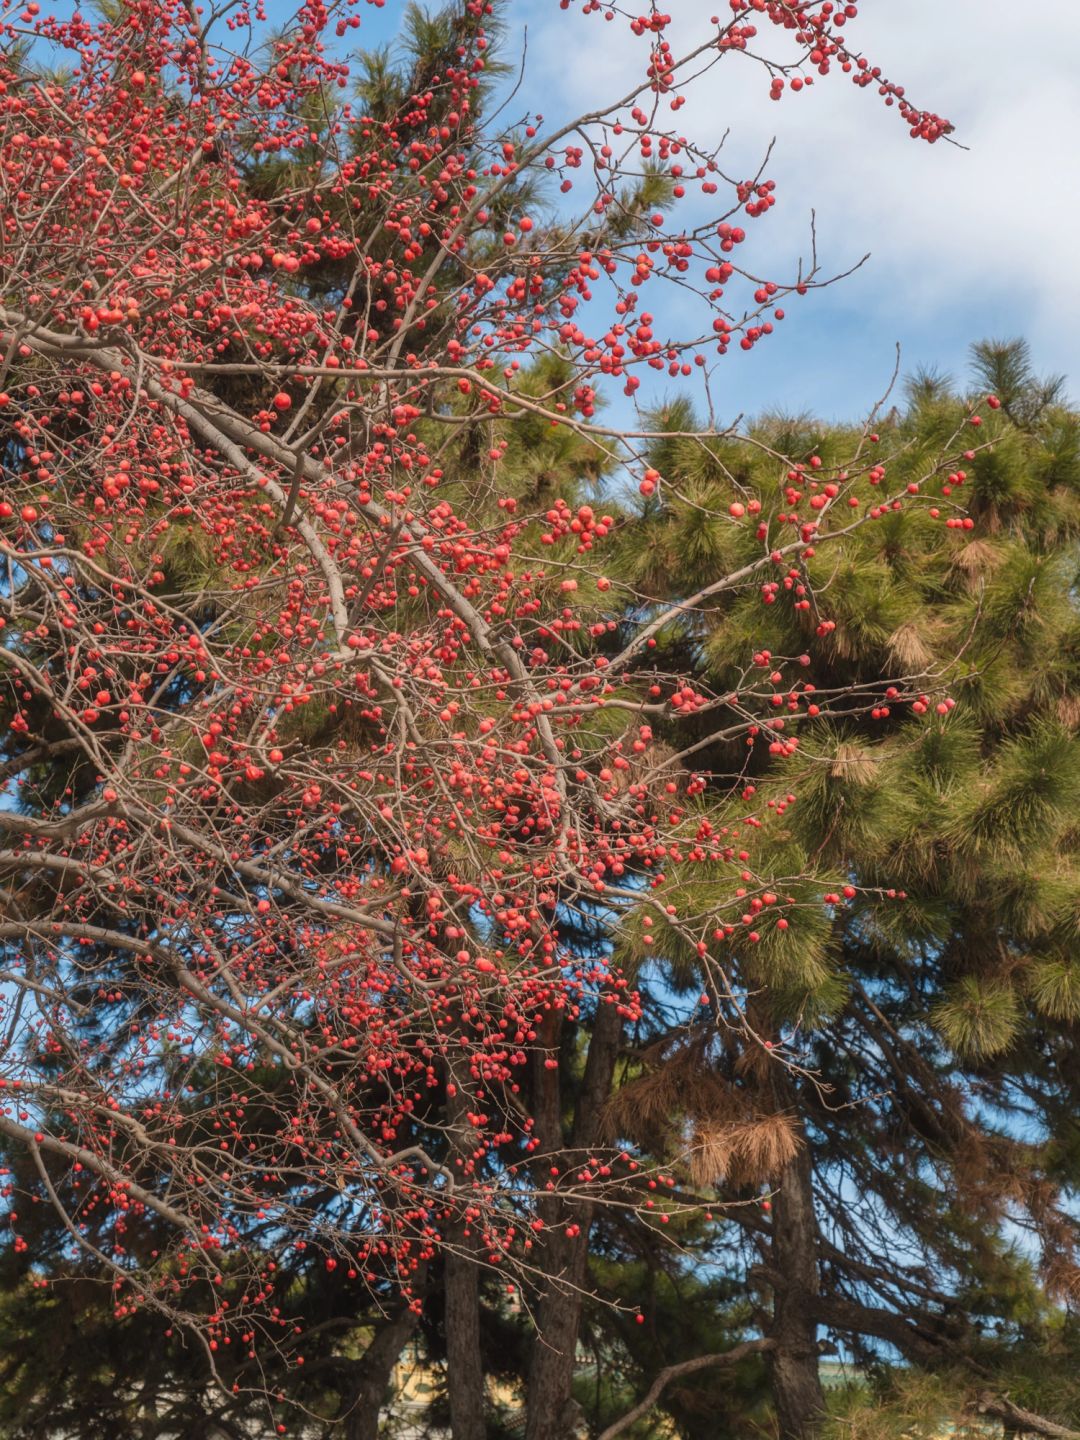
[0,0,1076,1432]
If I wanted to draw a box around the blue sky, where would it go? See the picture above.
[508,0,1079,423]
[47,0,1074,423]
[348,0,1076,422]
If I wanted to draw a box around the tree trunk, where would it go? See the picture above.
[524,1227,590,1440]
[767,1122,826,1439]
[445,1241,486,1440]
[524,999,623,1440]
[444,1062,488,1440]
[341,1301,420,1440]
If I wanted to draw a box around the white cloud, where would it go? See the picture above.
[513,0,1079,411]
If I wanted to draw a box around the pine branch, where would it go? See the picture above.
[972,1392,1080,1440]
[596,1338,776,1440]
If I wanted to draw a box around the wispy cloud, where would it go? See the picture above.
[513,0,1078,417]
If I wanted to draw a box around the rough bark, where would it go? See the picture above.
[340,1301,421,1440]
[767,1088,826,1440]
[445,1242,486,1440]
[524,999,623,1440]
[444,1062,488,1440]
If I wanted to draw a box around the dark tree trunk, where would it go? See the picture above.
[767,1118,826,1440]
[524,1227,591,1440]
[444,1063,488,1440]
[340,1301,420,1440]
[445,1239,486,1440]
[524,1000,623,1440]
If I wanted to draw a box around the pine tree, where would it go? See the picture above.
[596,342,1080,1438]
[0,0,1031,1435]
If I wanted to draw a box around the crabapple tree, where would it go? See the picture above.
[0,0,966,1434]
